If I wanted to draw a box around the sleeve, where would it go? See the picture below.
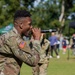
[5,36,41,67]
[38,39,50,64]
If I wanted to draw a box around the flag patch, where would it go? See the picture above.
[19,41,26,49]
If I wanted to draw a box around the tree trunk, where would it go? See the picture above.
[59,0,65,27]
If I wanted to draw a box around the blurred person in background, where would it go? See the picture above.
[62,37,67,54]
[70,34,75,55]
[56,37,60,53]
[48,32,60,59]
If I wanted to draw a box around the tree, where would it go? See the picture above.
[0,0,75,36]
[31,0,60,30]
[0,0,36,27]
[58,0,74,34]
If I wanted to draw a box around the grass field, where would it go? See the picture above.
[20,49,75,75]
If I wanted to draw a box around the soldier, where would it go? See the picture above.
[0,10,43,75]
[32,33,50,75]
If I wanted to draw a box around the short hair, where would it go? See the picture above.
[14,10,31,21]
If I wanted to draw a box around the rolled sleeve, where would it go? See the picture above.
[32,40,41,52]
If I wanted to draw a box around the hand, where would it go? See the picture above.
[31,28,41,40]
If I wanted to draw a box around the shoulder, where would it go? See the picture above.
[1,27,21,44]
[1,27,18,39]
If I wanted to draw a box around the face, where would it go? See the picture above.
[51,32,55,36]
[21,17,32,37]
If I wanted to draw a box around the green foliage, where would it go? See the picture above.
[0,0,75,36]
[50,20,61,29]
[31,0,60,30]
[0,0,20,27]
[0,0,35,27]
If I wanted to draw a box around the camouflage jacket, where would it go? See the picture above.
[39,38,50,64]
[0,27,41,75]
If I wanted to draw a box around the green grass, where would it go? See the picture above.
[20,49,75,75]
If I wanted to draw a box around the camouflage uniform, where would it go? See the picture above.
[0,27,42,75]
[32,37,50,75]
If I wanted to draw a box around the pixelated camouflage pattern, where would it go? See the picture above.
[39,62,49,75]
[0,27,42,75]
[32,59,49,75]
[32,38,50,75]
[39,39,50,64]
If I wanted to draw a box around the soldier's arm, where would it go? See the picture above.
[5,36,41,67]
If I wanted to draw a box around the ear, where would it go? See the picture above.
[19,23,23,29]
[14,21,18,26]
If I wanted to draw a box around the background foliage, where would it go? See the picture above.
[0,0,75,36]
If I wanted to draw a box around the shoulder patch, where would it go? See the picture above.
[19,41,26,49]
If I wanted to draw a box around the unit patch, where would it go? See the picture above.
[19,41,26,49]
